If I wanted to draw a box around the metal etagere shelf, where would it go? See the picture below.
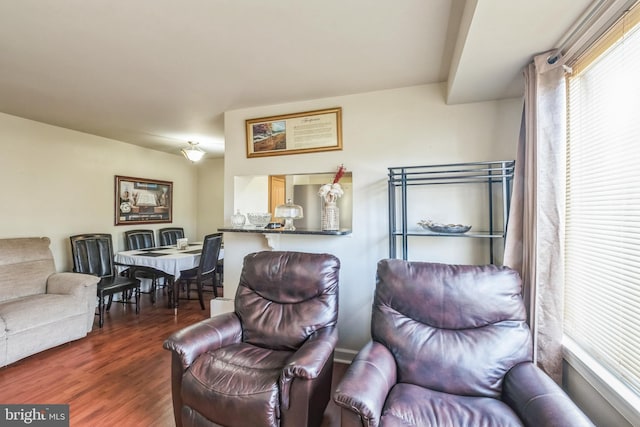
[388,160,515,263]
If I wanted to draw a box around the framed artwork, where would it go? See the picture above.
[115,176,172,225]
[246,107,342,158]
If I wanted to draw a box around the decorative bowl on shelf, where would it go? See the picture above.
[247,212,272,228]
[418,220,471,234]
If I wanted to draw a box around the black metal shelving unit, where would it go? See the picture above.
[388,160,515,263]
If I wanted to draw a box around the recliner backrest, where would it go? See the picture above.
[236,251,340,351]
[125,229,155,250]
[373,259,532,398]
[0,237,55,301]
[70,234,116,279]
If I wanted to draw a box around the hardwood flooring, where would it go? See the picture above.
[0,290,347,427]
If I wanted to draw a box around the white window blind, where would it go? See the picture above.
[565,3,640,395]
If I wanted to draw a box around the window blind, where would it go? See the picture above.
[565,2,640,395]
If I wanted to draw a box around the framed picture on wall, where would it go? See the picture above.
[115,176,173,225]
[246,107,342,158]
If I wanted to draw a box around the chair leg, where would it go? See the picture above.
[135,287,140,314]
[197,281,205,310]
[106,294,114,311]
[185,280,192,300]
[167,278,175,309]
[98,294,105,328]
[151,276,157,304]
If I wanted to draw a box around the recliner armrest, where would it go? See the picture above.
[333,341,397,427]
[46,272,99,296]
[503,362,595,427]
[283,326,339,380]
[279,326,338,409]
[163,312,242,369]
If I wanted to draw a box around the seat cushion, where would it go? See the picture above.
[380,383,524,427]
[181,342,294,427]
[0,294,85,334]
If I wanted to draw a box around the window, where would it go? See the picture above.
[564,3,640,398]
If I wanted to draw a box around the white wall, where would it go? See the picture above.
[222,83,522,356]
[0,112,204,271]
[196,157,225,240]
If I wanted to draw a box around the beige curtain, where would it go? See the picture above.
[504,51,567,384]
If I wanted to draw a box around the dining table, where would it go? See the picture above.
[114,243,224,314]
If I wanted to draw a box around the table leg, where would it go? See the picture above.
[165,277,174,308]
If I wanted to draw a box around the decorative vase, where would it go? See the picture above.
[230,210,246,228]
[321,201,340,231]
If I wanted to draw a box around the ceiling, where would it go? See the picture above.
[0,0,593,159]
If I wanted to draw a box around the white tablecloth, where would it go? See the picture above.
[114,244,224,280]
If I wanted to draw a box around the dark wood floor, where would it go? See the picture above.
[0,289,346,426]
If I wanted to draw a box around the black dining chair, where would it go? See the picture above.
[124,229,171,303]
[158,227,185,246]
[125,229,156,250]
[216,258,224,288]
[70,233,141,328]
[175,233,223,310]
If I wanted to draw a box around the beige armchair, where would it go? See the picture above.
[0,237,99,367]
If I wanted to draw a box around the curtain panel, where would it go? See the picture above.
[504,51,567,383]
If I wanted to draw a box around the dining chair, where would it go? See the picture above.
[216,258,224,289]
[158,227,185,246]
[124,229,170,303]
[70,233,141,328]
[174,233,222,310]
[124,229,156,250]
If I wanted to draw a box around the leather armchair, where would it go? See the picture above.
[334,259,594,427]
[164,251,340,427]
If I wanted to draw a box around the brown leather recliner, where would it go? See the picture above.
[334,259,594,427]
[164,251,340,427]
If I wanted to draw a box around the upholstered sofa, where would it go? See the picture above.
[0,237,99,367]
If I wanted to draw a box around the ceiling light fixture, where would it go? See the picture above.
[181,141,205,162]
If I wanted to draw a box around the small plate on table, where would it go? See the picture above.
[418,220,471,234]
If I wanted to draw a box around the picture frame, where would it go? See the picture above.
[246,107,342,158]
[115,176,173,225]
